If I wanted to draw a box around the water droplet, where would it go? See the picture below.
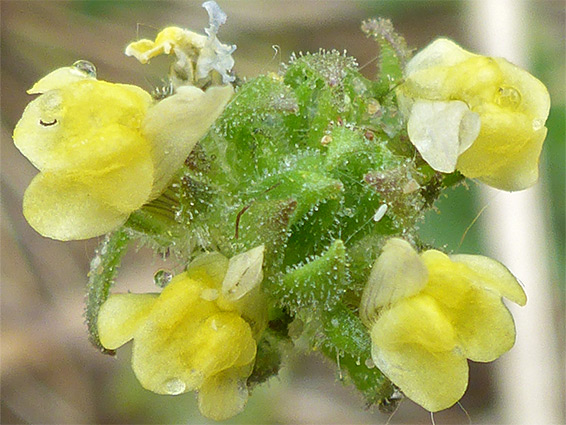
[532,119,544,131]
[364,358,375,369]
[153,269,173,288]
[72,60,97,78]
[495,86,521,109]
[164,378,186,395]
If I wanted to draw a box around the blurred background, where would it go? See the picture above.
[1,1,564,424]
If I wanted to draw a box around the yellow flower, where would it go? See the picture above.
[98,246,266,421]
[360,238,527,412]
[396,38,550,191]
[13,61,233,240]
[125,1,236,84]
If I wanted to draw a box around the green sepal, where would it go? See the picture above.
[361,18,411,93]
[321,302,371,356]
[248,167,344,226]
[320,302,395,406]
[283,51,359,148]
[376,38,404,90]
[203,75,299,188]
[125,206,188,255]
[327,349,395,407]
[276,239,348,313]
[325,125,393,178]
[227,198,297,275]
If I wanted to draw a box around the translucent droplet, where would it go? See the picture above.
[72,60,97,78]
[495,86,521,109]
[153,269,173,288]
[364,357,375,369]
[532,119,543,131]
[164,378,186,395]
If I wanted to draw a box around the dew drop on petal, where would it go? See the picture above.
[72,60,97,78]
[495,86,521,110]
[164,378,186,395]
[153,269,173,288]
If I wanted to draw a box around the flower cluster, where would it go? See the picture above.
[98,246,267,420]
[397,38,550,191]
[360,238,527,411]
[12,3,548,422]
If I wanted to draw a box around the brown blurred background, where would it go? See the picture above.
[1,1,564,424]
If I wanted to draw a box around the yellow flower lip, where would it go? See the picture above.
[397,38,551,191]
[97,247,267,420]
[361,238,526,411]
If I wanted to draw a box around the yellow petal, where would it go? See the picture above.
[82,141,154,213]
[449,254,527,306]
[360,238,428,325]
[188,312,256,377]
[198,364,253,421]
[371,296,467,412]
[407,100,480,173]
[405,38,475,76]
[130,274,222,393]
[422,251,522,361]
[420,250,475,310]
[456,105,547,190]
[143,84,234,196]
[447,286,517,362]
[23,172,130,240]
[27,65,96,94]
[494,58,551,123]
[125,27,206,64]
[14,80,152,172]
[97,293,158,350]
[187,252,229,287]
